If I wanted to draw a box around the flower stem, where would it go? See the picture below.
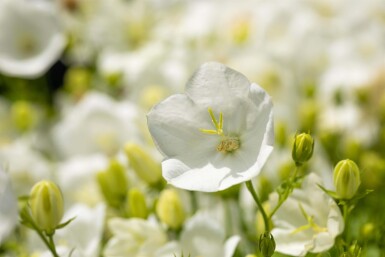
[48,234,60,257]
[246,180,271,232]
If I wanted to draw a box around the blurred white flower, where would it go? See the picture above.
[270,173,344,256]
[0,139,52,196]
[52,91,141,158]
[0,166,18,244]
[178,212,240,257]
[0,0,66,78]
[104,218,168,257]
[29,204,106,257]
[56,154,109,207]
[147,62,274,192]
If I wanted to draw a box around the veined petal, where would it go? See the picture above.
[185,62,250,106]
[148,94,217,157]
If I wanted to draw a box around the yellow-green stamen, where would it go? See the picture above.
[290,203,328,235]
[200,108,240,153]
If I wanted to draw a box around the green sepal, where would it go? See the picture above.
[56,216,76,230]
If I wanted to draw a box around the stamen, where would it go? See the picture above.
[200,108,240,153]
[291,203,328,235]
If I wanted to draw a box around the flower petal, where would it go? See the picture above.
[185,62,250,107]
[148,94,217,157]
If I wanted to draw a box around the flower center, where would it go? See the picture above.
[290,203,328,235]
[200,108,240,153]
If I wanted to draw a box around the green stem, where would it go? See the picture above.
[48,234,60,257]
[246,180,270,232]
[269,166,300,219]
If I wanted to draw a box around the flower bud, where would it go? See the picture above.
[245,255,257,257]
[292,132,314,166]
[259,232,276,257]
[11,101,36,132]
[124,143,162,186]
[97,159,128,208]
[29,180,64,235]
[333,159,361,199]
[156,188,185,230]
[127,188,148,219]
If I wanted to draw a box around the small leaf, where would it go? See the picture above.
[56,216,76,230]
[317,184,339,199]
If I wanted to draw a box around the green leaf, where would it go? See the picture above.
[56,216,76,230]
[317,184,339,199]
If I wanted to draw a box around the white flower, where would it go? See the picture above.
[179,212,240,257]
[52,91,140,158]
[0,166,18,244]
[147,62,274,192]
[0,0,66,78]
[270,173,344,256]
[28,204,106,257]
[104,218,168,257]
[0,138,52,196]
[56,154,109,207]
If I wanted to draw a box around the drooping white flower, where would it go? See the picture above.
[270,173,344,256]
[0,166,18,244]
[147,62,274,192]
[52,91,141,159]
[104,218,168,257]
[0,0,66,78]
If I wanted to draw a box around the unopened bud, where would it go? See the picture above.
[11,101,36,132]
[292,132,314,166]
[127,188,148,219]
[97,159,128,208]
[259,232,276,257]
[156,189,185,230]
[30,180,64,235]
[124,143,162,186]
[245,255,257,257]
[333,159,361,200]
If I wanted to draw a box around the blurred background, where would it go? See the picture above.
[0,0,384,256]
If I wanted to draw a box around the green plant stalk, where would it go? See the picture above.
[246,180,271,232]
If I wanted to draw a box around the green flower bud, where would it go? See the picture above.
[127,188,148,219]
[124,143,162,186]
[11,101,36,132]
[29,180,64,235]
[63,67,91,99]
[333,159,361,200]
[259,232,276,257]
[156,188,185,230]
[292,132,314,166]
[97,159,128,208]
[245,255,257,257]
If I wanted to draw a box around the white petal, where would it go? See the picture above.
[224,235,241,257]
[185,62,250,107]
[148,94,217,157]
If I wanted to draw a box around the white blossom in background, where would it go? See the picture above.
[270,173,344,256]
[0,139,52,196]
[29,204,106,257]
[52,91,141,159]
[103,218,168,257]
[0,0,66,78]
[178,212,240,257]
[147,62,274,192]
[56,154,109,207]
[0,166,18,244]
